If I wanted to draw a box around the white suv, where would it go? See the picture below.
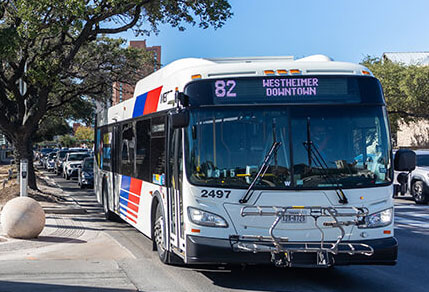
[399,150,429,204]
[63,152,90,180]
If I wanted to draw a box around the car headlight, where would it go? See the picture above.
[360,208,393,228]
[188,207,228,228]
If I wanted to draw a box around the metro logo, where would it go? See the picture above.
[132,86,163,118]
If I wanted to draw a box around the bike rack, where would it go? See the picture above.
[230,206,374,267]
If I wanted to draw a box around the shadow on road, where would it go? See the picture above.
[197,265,392,292]
[34,236,87,244]
[0,281,134,292]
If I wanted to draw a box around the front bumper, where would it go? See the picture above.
[186,235,397,266]
[81,177,94,186]
[66,168,79,177]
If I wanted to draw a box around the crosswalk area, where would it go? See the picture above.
[394,203,429,233]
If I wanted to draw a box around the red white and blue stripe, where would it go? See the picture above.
[119,175,143,224]
[132,86,163,118]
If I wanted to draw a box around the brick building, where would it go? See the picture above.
[112,40,161,105]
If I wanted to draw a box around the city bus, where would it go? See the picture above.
[94,55,410,267]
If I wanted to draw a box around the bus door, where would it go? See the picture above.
[111,124,120,212]
[168,129,185,255]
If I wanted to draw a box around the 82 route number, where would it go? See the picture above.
[201,189,231,199]
[215,80,237,98]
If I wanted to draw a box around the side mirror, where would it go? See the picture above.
[169,109,189,129]
[396,172,409,196]
[175,92,189,107]
[394,149,416,171]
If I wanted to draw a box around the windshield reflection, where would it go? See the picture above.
[185,106,391,189]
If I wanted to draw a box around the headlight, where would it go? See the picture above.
[360,208,393,228]
[188,207,228,228]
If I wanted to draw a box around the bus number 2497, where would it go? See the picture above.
[201,189,231,199]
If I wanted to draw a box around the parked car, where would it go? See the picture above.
[78,157,94,188]
[54,149,70,175]
[45,152,57,171]
[408,150,429,204]
[63,152,91,180]
[38,148,55,166]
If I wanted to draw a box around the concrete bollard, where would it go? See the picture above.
[1,197,45,239]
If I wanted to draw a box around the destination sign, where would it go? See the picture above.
[184,76,384,106]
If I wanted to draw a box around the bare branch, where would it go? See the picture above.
[94,5,142,34]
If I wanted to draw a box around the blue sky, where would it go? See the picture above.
[119,0,429,66]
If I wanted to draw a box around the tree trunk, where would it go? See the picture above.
[13,137,37,190]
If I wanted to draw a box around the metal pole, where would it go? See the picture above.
[20,159,28,197]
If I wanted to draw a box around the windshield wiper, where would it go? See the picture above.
[303,117,348,204]
[239,141,282,204]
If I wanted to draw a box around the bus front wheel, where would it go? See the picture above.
[154,203,170,263]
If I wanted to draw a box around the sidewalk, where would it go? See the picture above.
[0,174,134,261]
[0,173,138,290]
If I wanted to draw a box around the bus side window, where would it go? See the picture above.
[120,122,136,177]
[95,129,101,168]
[136,119,151,181]
[102,127,112,171]
[151,116,166,185]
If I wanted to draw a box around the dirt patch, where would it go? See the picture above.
[0,170,65,207]
[0,165,17,190]
[0,184,19,206]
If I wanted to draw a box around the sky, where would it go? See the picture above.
[118,0,429,66]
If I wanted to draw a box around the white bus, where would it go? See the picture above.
[95,55,412,267]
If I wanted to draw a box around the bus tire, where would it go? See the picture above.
[102,183,117,221]
[154,203,170,264]
[411,180,429,204]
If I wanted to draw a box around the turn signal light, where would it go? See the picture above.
[192,74,202,79]
[362,70,371,75]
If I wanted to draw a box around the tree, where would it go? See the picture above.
[0,0,232,189]
[34,117,72,143]
[34,95,96,143]
[58,135,77,148]
[362,57,429,143]
[75,126,94,143]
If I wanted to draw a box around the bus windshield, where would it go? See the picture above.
[185,105,391,189]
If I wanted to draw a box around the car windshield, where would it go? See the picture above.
[83,159,94,170]
[58,151,69,159]
[69,154,89,161]
[416,154,429,167]
[185,105,391,189]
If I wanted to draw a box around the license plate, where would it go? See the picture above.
[282,214,306,223]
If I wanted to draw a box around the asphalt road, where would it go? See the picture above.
[1,170,428,292]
